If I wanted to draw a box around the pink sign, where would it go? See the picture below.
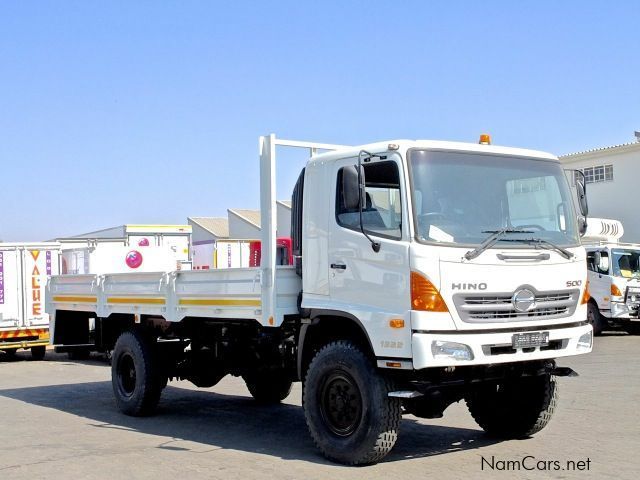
[125,251,143,269]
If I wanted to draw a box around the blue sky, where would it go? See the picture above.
[1,1,639,241]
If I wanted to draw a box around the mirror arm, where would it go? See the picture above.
[358,150,381,253]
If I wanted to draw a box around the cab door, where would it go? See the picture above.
[588,249,611,311]
[327,155,412,359]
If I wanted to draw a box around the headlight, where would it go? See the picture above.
[431,340,474,361]
[577,331,593,351]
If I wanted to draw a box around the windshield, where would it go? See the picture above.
[409,150,580,247]
[612,249,640,278]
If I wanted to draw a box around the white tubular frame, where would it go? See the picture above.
[259,134,349,326]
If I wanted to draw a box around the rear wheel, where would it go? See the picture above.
[303,341,401,465]
[587,301,605,336]
[466,373,558,438]
[30,346,46,361]
[111,330,163,416]
[243,370,293,404]
[2,348,19,358]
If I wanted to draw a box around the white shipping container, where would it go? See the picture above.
[58,224,192,264]
[214,240,252,269]
[61,244,181,275]
[191,242,215,270]
[0,243,60,356]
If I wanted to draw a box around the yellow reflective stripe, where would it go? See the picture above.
[179,298,261,307]
[53,295,97,303]
[107,297,166,305]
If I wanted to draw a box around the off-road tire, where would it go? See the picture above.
[111,330,163,416]
[303,341,401,465]
[466,374,558,438]
[243,371,293,404]
[587,301,605,336]
[30,346,46,361]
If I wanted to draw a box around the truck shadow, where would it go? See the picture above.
[0,380,501,464]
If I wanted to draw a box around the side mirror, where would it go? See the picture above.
[342,165,365,211]
[574,170,589,217]
[578,216,587,236]
[595,251,609,273]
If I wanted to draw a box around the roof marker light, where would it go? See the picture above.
[479,134,491,145]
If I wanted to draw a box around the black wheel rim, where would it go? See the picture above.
[319,371,363,437]
[117,353,137,398]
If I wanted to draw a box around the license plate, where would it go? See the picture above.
[512,331,549,348]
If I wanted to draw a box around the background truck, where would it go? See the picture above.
[192,238,292,270]
[47,134,593,465]
[1,242,60,359]
[583,218,640,335]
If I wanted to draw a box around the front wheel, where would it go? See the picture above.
[303,341,401,465]
[466,374,558,438]
[111,330,163,416]
[587,302,605,336]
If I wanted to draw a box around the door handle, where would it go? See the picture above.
[330,263,347,270]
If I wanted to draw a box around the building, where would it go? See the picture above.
[559,133,640,242]
[187,202,292,269]
[188,217,229,244]
[227,202,292,240]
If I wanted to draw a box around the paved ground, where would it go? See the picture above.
[1,333,638,480]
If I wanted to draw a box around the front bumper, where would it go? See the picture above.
[412,323,592,369]
[606,302,640,320]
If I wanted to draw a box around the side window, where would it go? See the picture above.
[586,252,596,272]
[336,160,402,240]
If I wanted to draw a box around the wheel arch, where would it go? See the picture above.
[297,309,375,381]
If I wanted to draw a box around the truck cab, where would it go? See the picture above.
[295,139,592,370]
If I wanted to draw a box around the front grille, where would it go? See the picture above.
[454,289,579,323]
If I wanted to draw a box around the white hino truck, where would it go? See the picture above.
[47,134,593,465]
[582,218,640,335]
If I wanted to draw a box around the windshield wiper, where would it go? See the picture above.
[464,228,534,260]
[517,237,574,259]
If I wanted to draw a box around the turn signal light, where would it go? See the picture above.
[581,281,591,304]
[411,271,449,312]
[611,284,622,296]
[389,319,405,329]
